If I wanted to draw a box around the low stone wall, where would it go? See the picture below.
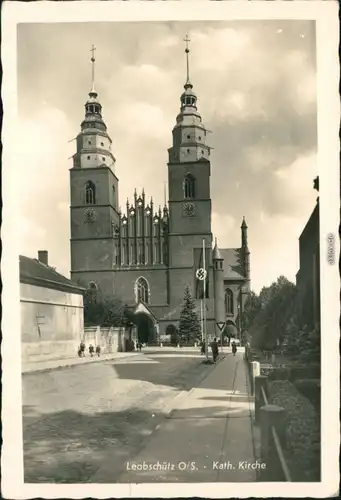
[83,326,136,353]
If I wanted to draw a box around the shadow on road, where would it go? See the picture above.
[23,401,250,483]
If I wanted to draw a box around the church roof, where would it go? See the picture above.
[19,255,85,294]
[219,248,245,280]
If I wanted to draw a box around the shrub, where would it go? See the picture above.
[294,379,320,409]
[268,367,290,380]
[268,380,320,481]
[289,364,320,382]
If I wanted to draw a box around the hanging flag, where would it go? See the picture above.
[194,247,209,299]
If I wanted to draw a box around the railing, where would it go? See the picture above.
[255,374,292,482]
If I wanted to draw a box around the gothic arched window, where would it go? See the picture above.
[225,288,234,315]
[85,181,96,205]
[136,277,149,304]
[183,174,196,199]
[87,281,98,304]
[112,185,116,207]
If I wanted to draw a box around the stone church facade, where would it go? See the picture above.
[69,41,251,343]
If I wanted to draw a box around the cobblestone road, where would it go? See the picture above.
[22,349,213,483]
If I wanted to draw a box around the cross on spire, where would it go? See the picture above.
[90,44,96,93]
[183,33,191,86]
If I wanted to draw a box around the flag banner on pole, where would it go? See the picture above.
[194,247,209,299]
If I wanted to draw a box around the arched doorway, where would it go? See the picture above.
[135,313,156,344]
[166,324,178,345]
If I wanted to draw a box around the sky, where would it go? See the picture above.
[17,20,317,294]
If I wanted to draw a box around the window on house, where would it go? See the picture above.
[87,156,91,160]
[225,289,234,315]
[183,174,196,199]
[187,149,190,153]
[187,135,190,139]
[102,157,106,161]
[198,136,202,140]
[88,140,91,145]
[136,277,149,304]
[101,142,104,147]
[85,181,96,204]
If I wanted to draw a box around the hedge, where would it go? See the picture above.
[294,379,320,409]
[268,380,320,481]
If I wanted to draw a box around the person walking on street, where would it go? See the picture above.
[232,340,237,356]
[80,341,86,357]
[211,337,219,363]
[89,344,94,357]
[95,345,101,357]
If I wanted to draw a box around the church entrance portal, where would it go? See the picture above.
[136,313,156,344]
[166,324,178,345]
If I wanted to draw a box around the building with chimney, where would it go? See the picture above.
[69,39,251,343]
[20,251,85,364]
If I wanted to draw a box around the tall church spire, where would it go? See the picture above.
[168,34,210,164]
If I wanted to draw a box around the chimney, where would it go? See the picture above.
[38,250,48,266]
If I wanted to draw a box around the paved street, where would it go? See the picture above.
[22,348,220,483]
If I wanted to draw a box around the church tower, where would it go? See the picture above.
[167,35,213,311]
[70,46,120,288]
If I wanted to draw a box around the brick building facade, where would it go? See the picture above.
[69,41,251,343]
[296,193,320,330]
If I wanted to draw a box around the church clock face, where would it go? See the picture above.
[84,208,97,223]
[182,202,196,217]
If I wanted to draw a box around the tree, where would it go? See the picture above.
[296,323,320,364]
[248,276,298,349]
[242,290,262,331]
[179,286,201,343]
[84,292,129,327]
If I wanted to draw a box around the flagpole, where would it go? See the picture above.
[200,299,204,342]
[202,238,208,359]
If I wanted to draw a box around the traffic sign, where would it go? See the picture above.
[216,321,226,332]
[196,268,207,281]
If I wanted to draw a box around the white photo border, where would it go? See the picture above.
[1,1,340,498]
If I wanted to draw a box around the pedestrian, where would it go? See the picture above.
[232,340,237,356]
[211,337,219,363]
[80,341,86,357]
[96,345,101,357]
[200,341,205,355]
[89,344,94,357]
[137,341,142,352]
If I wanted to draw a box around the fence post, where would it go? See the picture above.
[259,404,287,481]
[254,375,268,423]
[250,361,260,396]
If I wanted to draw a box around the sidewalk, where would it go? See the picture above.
[93,352,257,483]
[22,351,139,375]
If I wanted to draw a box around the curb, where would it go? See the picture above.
[22,352,139,375]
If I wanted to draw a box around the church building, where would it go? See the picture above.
[69,38,251,343]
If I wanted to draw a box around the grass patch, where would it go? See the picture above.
[268,380,320,482]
